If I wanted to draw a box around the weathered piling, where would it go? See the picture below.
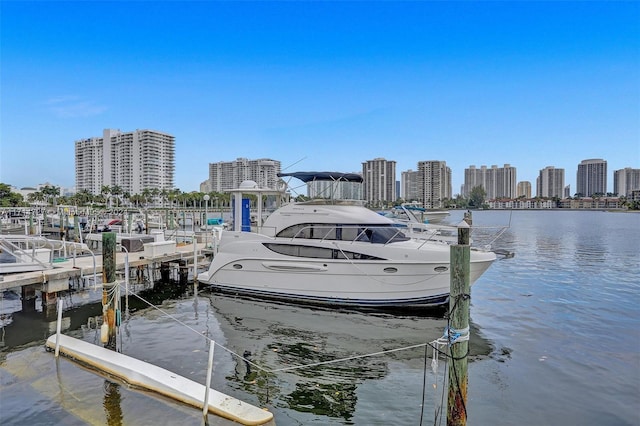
[29,211,35,235]
[73,215,80,242]
[178,259,188,284]
[447,213,471,426]
[102,232,117,350]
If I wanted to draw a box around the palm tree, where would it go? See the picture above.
[28,191,46,205]
[75,189,93,206]
[141,188,152,207]
[41,185,60,206]
[122,191,131,207]
[158,188,166,207]
[130,194,145,207]
[111,185,123,207]
[101,185,112,207]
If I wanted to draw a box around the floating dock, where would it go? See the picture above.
[45,334,275,426]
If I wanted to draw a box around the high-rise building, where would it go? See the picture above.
[517,181,532,198]
[537,166,565,198]
[464,164,517,199]
[308,178,363,200]
[576,159,607,197]
[208,158,281,192]
[362,158,396,207]
[401,169,419,201]
[75,129,175,195]
[614,168,640,196]
[613,167,640,197]
[417,161,451,208]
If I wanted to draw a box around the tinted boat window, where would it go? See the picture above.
[276,223,408,244]
[263,243,385,260]
[369,227,409,244]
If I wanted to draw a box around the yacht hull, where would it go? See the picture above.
[198,232,495,309]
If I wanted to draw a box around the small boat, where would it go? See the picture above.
[380,204,459,244]
[391,203,450,224]
[197,172,496,310]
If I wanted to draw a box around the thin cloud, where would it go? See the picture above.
[44,96,108,118]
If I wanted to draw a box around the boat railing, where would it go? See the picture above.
[1,235,55,270]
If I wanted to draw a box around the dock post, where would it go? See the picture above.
[178,259,188,284]
[447,215,471,426]
[54,299,64,357]
[202,339,215,417]
[28,211,35,235]
[193,238,198,295]
[102,232,117,350]
[73,215,80,242]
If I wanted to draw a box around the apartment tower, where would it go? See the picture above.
[362,158,396,207]
[464,164,517,199]
[537,166,565,198]
[401,170,419,202]
[208,158,281,192]
[417,160,451,209]
[614,168,640,197]
[75,129,175,195]
[517,181,532,198]
[576,159,607,197]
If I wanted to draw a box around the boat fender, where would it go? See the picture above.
[100,323,109,343]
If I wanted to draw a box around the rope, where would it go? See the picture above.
[115,281,452,375]
[116,281,473,419]
[115,282,271,374]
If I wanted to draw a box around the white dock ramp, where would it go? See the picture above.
[45,334,275,426]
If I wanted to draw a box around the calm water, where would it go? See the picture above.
[1,210,639,425]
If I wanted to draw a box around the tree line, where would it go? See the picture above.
[1,183,638,210]
[0,183,234,209]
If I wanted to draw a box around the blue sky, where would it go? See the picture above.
[1,1,638,195]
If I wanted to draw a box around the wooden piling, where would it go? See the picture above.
[28,211,35,235]
[102,232,117,350]
[73,215,80,242]
[447,214,471,426]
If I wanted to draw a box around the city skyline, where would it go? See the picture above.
[2,2,638,193]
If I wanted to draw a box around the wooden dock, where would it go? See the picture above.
[46,334,275,425]
[0,239,209,303]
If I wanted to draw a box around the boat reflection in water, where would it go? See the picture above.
[205,292,493,423]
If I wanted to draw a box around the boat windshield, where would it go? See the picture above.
[277,224,410,244]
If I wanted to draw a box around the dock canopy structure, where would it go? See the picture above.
[277,171,364,183]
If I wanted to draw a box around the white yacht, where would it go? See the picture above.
[197,173,496,310]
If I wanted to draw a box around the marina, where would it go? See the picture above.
[1,209,639,425]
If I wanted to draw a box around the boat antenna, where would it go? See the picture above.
[279,157,308,199]
[281,156,307,172]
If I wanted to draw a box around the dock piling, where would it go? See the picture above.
[203,339,215,418]
[447,213,471,426]
[102,232,117,350]
[54,299,63,357]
